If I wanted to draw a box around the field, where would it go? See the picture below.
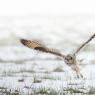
[0,16,95,95]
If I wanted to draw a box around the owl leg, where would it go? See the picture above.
[75,65,83,78]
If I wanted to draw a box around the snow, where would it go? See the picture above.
[0,16,95,94]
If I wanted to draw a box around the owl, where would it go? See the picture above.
[20,33,95,78]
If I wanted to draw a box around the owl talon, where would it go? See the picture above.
[76,73,83,78]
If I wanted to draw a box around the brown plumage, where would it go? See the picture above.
[74,33,95,55]
[20,39,65,58]
[20,33,95,78]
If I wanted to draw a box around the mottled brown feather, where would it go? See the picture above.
[74,33,95,55]
[20,39,65,58]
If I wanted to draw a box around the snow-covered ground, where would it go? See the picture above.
[0,16,95,94]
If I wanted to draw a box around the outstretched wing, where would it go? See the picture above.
[20,39,65,58]
[73,33,95,55]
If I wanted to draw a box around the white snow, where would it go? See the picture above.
[0,16,95,94]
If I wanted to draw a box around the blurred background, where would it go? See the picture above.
[0,0,95,94]
[0,0,95,52]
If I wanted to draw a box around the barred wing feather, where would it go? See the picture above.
[20,39,65,58]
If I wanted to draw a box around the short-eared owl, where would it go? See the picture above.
[20,33,95,78]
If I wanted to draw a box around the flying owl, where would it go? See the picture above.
[20,33,95,78]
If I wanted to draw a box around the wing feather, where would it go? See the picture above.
[74,33,95,55]
[20,39,65,58]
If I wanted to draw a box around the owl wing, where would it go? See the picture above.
[20,39,65,58]
[73,33,95,55]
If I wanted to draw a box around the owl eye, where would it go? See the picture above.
[70,57,73,60]
[64,57,67,60]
